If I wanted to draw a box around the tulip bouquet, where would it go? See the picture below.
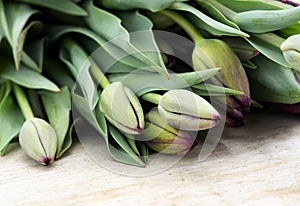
[0,0,299,167]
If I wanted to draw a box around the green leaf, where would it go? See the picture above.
[41,87,71,158]
[22,38,45,72]
[73,94,144,166]
[171,2,249,37]
[196,0,240,29]
[242,60,257,69]
[94,96,108,138]
[0,24,3,44]
[138,142,149,164]
[0,0,38,69]
[98,0,187,12]
[43,58,75,89]
[49,25,147,72]
[203,0,299,33]
[117,10,166,74]
[192,83,244,96]
[247,55,300,104]
[83,1,169,77]
[17,0,88,16]
[72,93,107,137]
[59,39,99,110]
[233,6,300,33]
[108,125,146,167]
[0,91,24,155]
[214,0,291,12]
[0,60,59,92]
[27,89,45,118]
[277,22,300,38]
[57,120,75,158]
[108,69,219,96]
[245,35,289,67]
[123,133,140,156]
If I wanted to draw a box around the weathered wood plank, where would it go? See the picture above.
[0,111,299,205]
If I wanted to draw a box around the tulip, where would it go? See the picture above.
[160,10,250,127]
[142,110,195,154]
[281,34,300,71]
[193,39,251,111]
[12,84,57,165]
[157,89,221,131]
[100,82,144,135]
[19,118,57,165]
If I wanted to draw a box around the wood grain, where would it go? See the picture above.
[1,111,300,205]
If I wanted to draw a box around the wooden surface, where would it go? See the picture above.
[1,111,300,205]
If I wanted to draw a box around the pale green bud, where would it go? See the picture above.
[100,82,144,134]
[158,89,221,131]
[19,118,57,165]
[281,34,300,71]
[142,110,195,154]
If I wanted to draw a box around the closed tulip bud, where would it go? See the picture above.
[193,39,251,111]
[281,34,300,71]
[100,82,144,135]
[19,118,57,165]
[158,89,221,131]
[226,107,246,127]
[142,110,195,154]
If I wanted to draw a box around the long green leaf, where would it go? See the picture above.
[0,0,38,69]
[41,87,71,158]
[98,0,187,12]
[0,92,24,156]
[196,0,239,29]
[117,10,166,74]
[22,38,45,72]
[0,24,3,44]
[59,39,99,110]
[0,59,59,92]
[57,121,75,158]
[83,1,169,77]
[43,58,75,89]
[192,83,244,96]
[245,35,289,67]
[49,25,149,71]
[214,0,291,12]
[73,94,145,166]
[247,55,300,104]
[72,93,107,137]
[108,69,220,96]
[234,5,300,33]
[109,125,145,167]
[17,0,87,16]
[170,2,249,37]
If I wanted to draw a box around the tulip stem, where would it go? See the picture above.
[12,84,34,120]
[90,61,111,89]
[160,10,204,44]
[141,92,161,105]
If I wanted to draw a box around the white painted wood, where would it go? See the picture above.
[1,111,299,205]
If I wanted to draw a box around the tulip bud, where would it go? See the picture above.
[100,82,144,135]
[19,118,57,165]
[281,34,300,71]
[157,89,221,131]
[142,110,195,154]
[193,39,251,111]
